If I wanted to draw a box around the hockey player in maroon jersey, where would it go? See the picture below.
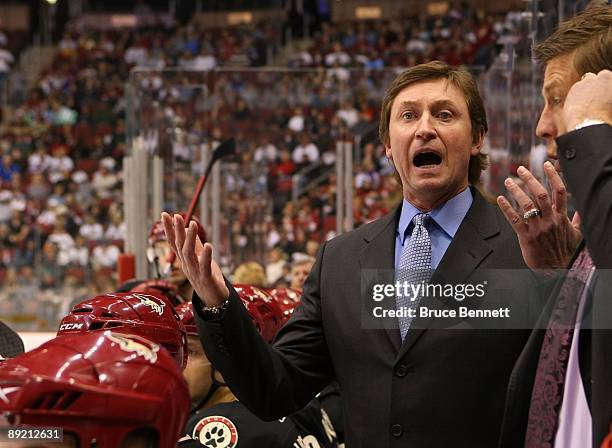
[176,286,342,448]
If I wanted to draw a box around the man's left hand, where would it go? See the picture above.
[563,69,612,132]
[497,162,582,272]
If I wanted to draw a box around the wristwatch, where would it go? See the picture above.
[575,118,605,130]
[201,299,230,321]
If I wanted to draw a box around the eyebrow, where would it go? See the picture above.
[542,80,563,96]
[397,99,459,110]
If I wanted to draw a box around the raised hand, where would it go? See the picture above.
[161,212,229,307]
[562,69,612,132]
[496,162,582,271]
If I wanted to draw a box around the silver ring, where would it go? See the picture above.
[523,208,541,220]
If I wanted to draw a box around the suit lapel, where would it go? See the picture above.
[358,205,402,352]
[396,189,500,361]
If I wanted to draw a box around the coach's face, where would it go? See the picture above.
[385,78,482,211]
[536,53,581,171]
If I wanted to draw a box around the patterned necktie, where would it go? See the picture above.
[396,213,432,341]
[525,248,594,447]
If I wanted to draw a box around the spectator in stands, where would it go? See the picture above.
[47,144,74,184]
[48,214,75,264]
[0,40,14,84]
[0,154,20,184]
[254,134,278,164]
[355,158,381,191]
[91,239,121,272]
[91,157,120,200]
[71,169,94,208]
[79,213,104,241]
[292,133,320,166]
[193,46,217,71]
[65,234,89,267]
[0,190,11,223]
[289,256,315,290]
[324,42,351,66]
[26,172,50,201]
[326,61,350,83]
[104,210,126,241]
[39,241,63,289]
[233,261,267,287]
[27,143,52,174]
[288,107,306,133]
[265,247,287,286]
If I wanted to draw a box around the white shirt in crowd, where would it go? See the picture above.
[292,142,319,164]
[124,46,148,65]
[324,51,351,66]
[91,170,120,199]
[58,245,89,267]
[288,115,305,133]
[266,259,287,285]
[47,155,74,184]
[254,143,278,164]
[104,222,126,241]
[79,222,104,241]
[92,243,121,269]
[192,54,217,71]
[47,232,74,252]
[28,152,52,173]
[0,48,14,73]
[337,107,359,128]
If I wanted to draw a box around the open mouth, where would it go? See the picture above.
[413,151,442,168]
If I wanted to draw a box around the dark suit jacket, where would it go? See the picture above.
[499,124,612,447]
[196,189,538,448]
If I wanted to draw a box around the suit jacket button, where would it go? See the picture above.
[395,364,408,377]
[564,147,576,159]
[391,424,403,437]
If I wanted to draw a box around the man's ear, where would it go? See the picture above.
[385,143,392,159]
[470,128,485,156]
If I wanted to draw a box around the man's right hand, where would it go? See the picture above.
[496,162,582,272]
[161,212,229,307]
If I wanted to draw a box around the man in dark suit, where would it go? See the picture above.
[163,61,539,447]
[496,5,612,447]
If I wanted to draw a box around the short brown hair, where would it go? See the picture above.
[532,4,612,74]
[378,61,489,185]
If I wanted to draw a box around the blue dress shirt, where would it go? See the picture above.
[394,187,473,271]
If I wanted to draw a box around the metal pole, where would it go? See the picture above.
[134,146,149,279]
[123,154,134,254]
[336,140,344,235]
[344,141,354,231]
[152,155,163,222]
[292,173,300,203]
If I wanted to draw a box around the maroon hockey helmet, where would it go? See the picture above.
[149,213,207,245]
[234,284,285,343]
[0,331,190,447]
[176,286,285,344]
[58,291,187,369]
[126,278,186,306]
[176,302,198,337]
[266,287,302,324]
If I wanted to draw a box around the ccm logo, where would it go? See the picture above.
[60,323,84,331]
